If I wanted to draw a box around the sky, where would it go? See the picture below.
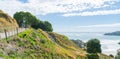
[0,0,120,32]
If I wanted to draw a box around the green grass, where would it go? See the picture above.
[0,29,113,59]
[0,29,87,59]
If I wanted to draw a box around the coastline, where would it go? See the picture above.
[58,32,120,56]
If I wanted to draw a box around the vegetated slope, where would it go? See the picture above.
[0,29,87,59]
[0,10,18,31]
[48,32,86,58]
[71,40,85,48]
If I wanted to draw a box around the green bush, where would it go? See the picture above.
[40,39,46,44]
[86,39,101,53]
[87,53,99,59]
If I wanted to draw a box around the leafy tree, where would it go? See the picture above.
[43,21,53,32]
[86,39,101,53]
[31,20,53,32]
[38,21,53,32]
[14,11,38,28]
[24,12,38,27]
[14,11,53,32]
[31,19,40,29]
[13,11,25,27]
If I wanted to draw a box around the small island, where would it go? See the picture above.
[104,31,120,36]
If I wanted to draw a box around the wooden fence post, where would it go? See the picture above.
[16,27,18,35]
[14,28,16,35]
[0,35,1,39]
[4,29,7,40]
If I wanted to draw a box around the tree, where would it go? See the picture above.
[24,12,38,27]
[31,19,40,29]
[14,11,53,32]
[43,21,53,32]
[14,11,38,28]
[86,39,101,53]
[38,21,53,32]
[13,11,25,27]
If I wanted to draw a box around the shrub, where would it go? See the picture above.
[40,39,46,44]
[86,39,101,53]
[87,53,99,59]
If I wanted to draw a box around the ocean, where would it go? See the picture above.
[58,32,120,56]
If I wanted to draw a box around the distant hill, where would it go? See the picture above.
[0,10,18,31]
[104,31,120,36]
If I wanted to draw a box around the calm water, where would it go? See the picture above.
[58,32,120,56]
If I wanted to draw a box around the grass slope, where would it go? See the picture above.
[0,10,18,32]
[0,29,87,59]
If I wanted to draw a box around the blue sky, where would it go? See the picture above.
[0,0,120,32]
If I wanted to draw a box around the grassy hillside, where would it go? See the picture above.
[0,10,113,59]
[0,29,87,59]
[0,10,18,32]
[48,32,87,58]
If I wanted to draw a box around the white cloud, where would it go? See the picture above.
[63,9,120,16]
[77,23,120,28]
[0,0,119,16]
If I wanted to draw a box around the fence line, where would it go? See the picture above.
[0,28,26,40]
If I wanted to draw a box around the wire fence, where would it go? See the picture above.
[0,28,26,39]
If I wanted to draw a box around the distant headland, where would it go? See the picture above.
[104,31,120,36]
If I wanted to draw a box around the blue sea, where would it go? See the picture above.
[58,32,120,56]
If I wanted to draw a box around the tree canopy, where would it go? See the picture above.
[14,11,38,27]
[14,11,53,32]
[86,39,101,53]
